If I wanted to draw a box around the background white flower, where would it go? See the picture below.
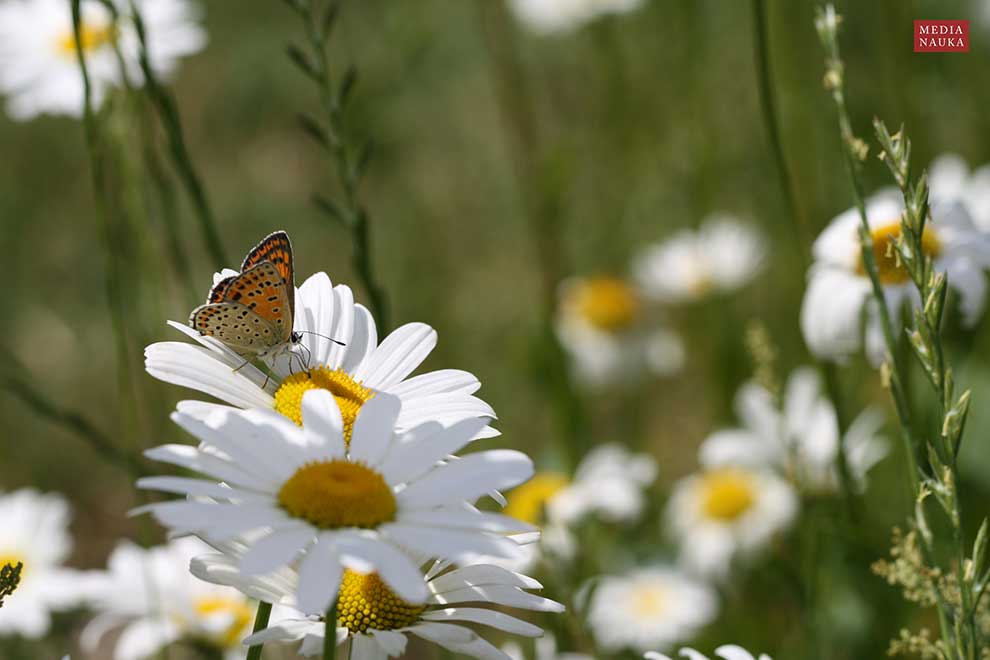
[146,271,498,439]
[0,0,205,120]
[508,0,643,34]
[699,368,887,492]
[80,537,263,660]
[928,153,990,232]
[555,276,684,387]
[667,466,797,580]
[633,215,766,304]
[646,645,772,660]
[588,566,717,653]
[0,489,85,638]
[504,634,593,660]
[139,390,534,615]
[801,188,990,364]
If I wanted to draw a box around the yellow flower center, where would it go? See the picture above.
[0,554,26,581]
[573,277,640,333]
[274,367,375,444]
[629,585,667,618]
[278,460,396,529]
[336,570,426,633]
[701,469,756,522]
[192,596,254,649]
[504,472,569,526]
[857,220,941,285]
[57,23,116,57]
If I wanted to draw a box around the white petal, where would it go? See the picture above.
[340,304,378,374]
[389,370,481,397]
[398,450,533,508]
[348,393,402,468]
[300,390,347,459]
[355,323,436,389]
[379,418,489,485]
[420,608,541,636]
[239,525,315,575]
[296,534,344,614]
[336,535,428,603]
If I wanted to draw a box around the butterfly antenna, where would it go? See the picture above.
[295,330,346,346]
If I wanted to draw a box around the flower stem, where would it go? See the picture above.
[127,0,229,269]
[245,601,272,660]
[323,602,338,660]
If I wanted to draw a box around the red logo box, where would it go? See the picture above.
[914,20,969,52]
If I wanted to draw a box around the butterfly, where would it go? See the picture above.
[189,231,302,361]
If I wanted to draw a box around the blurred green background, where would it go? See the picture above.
[3,0,990,657]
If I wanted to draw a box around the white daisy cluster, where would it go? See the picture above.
[0,0,205,120]
[133,265,563,659]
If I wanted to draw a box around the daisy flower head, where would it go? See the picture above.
[800,188,990,364]
[555,275,684,387]
[666,466,797,580]
[146,270,498,442]
[588,566,718,653]
[508,0,644,34]
[138,389,535,615]
[928,153,990,232]
[0,0,205,120]
[633,215,766,304]
[645,646,772,660]
[699,368,887,493]
[192,541,563,660]
[80,537,261,660]
[0,489,86,638]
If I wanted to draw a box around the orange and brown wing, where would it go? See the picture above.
[207,275,237,304]
[217,261,294,343]
[241,230,294,304]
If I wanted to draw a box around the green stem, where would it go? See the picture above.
[751,0,809,265]
[323,602,338,660]
[245,601,273,660]
[128,0,228,269]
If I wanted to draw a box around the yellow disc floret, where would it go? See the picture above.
[630,584,667,618]
[278,460,396,529]
[336,570,426,634]
[57,23,117,56]
[701,468,756,522]
[857,220,941,285]
[192,596,254,649]
[274,367,375,443]
[572,277,640,333]
[504,472,569,526]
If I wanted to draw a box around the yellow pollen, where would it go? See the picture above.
[57,23,116,56]
[857,220,941,285]
[630,585,666,618]
[701,469,756,522]
[274,367,374,444]
[504,473,569,526]
[336,570,425,634]
[573,277,640,333]
[192,596,253,649]
[278,460,395,529]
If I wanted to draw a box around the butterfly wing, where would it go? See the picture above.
[207,275,237,304]
[189,302,284,356]
[215,261,294,344]
[241,230,294,319]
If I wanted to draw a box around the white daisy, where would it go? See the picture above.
[800,188,990,364]
[80,537,264,660]
[633,215,766,304]
[508,0,643,34]
[504,634,593,660]
[0,489,86,638]
[666,466,797,580]
[555,276,684,387]
[146,271,498,441]
[645,646,772,660]
[138,389,535,615]
[928,153,990,232]
[588,567,717,653]
[698,368,887,493]
[0,0,205,120]
[191,540,562,660]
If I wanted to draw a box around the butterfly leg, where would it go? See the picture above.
[232,358,252,373]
